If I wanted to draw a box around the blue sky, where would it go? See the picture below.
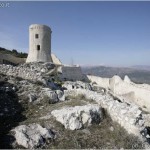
[0,1,150,66]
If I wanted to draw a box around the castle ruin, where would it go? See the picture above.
[26,24,52,63]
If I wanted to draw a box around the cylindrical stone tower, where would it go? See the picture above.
[26,24,52,62]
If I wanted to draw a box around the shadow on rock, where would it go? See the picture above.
[0,79,26,148]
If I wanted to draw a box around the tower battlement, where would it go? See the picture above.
[29,24,52,31]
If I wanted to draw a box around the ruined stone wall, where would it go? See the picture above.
[87,75,150,112]
[109,76,150,112]
[87,75,110,89]
[59,65,86,81]
[51,53,62,65]
[64,89,145,136]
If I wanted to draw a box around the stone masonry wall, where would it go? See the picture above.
[87,75,150,113]
[59,66,86,81]
[109,76,150,112]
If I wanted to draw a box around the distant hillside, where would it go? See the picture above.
[0,47,27,58]
[81,66,150,84]
[131,65,150,71]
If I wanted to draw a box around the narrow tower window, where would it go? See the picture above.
[35,34,39,39]
[37,45,40,50]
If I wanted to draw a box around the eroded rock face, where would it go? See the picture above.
[51,104,103,130]
[12,123,55,148]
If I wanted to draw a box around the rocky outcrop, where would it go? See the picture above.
[51,104,103,130]
[12,123,55,148]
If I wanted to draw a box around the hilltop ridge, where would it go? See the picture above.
[0,47,28,58]
[0,62,150,149]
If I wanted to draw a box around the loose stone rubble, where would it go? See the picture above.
[62,81,92,90]
[12,123,55,148]
[51,104,103,130]
[41,88,59,104]
[41,88,65,103]
[0,63,56,84]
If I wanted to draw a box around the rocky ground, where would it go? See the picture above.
[0,63,149,149]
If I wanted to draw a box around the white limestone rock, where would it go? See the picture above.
[12,123,55,148]
[42,88,59,103]
[56,90,65,101]
[51,104,103,130]
[124,75,131,83]
[87,75,110,89]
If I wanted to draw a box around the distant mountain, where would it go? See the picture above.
[81,65,150,84]
[131,65,150,71]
